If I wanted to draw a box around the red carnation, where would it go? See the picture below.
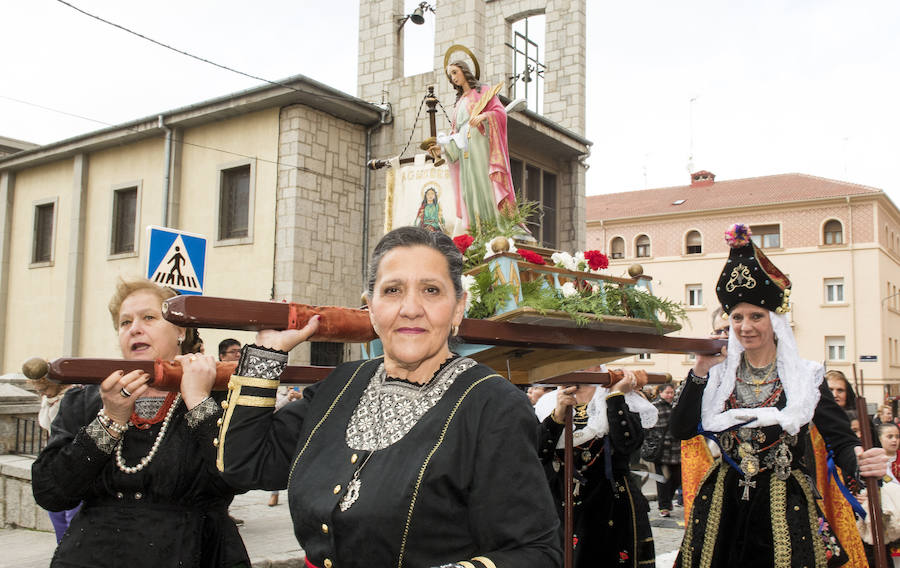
[584,250,609,270]
[453,234,474,254]
[518,249,546,265]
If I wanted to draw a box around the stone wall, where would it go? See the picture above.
[0,454,51,531]
[274,105,370,363]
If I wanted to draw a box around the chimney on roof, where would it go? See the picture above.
[690,170,715,187]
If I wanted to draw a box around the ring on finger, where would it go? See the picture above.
[120,387,132,398]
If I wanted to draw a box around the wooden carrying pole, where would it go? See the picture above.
[25,358,667,391]
[564,404,574,568]
[854,364,888,568]
[22,357,333,390]
[162,295,726,356]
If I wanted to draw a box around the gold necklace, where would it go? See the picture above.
[739,357,777,397]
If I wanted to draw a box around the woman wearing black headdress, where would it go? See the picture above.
[671,224,888,568]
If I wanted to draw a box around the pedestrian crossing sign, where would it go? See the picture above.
[145,226,207,295]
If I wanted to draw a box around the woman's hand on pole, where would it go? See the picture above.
[693,340,727,377]
[255,315,320,353]
[856,446,890,479]
[178,353,218,410]
[100,369,150,425]
[610,369,636,394]
[554,386,578,420]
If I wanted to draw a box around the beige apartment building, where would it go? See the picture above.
[587,171,900,403]
[0,0,590,374]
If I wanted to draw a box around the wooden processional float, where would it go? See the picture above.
[21,295,727,390]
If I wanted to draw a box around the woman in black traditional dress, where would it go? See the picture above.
[535,370,658,567]
[32,278,249,568]
[183,226,562,568]
[671,224,887,568]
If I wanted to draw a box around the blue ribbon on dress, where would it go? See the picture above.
[826,449,866,519]
[697,421,749,476]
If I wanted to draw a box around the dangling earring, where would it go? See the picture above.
[178,336,184,346]
[451,324,459,337]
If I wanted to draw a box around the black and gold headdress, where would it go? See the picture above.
[715,224,791,314]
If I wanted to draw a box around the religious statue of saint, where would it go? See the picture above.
[431,59,518,233]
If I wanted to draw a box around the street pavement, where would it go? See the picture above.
[3,489,685,567]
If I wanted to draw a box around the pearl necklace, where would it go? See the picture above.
[115,394,181,474]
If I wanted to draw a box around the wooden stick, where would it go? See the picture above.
[162,296,726,355]
[29,358,333,391]
[564,404,574,568]
[854,364,888,568]
[541,370,670,386]
[28,358,655,391]
[161,296,377,342]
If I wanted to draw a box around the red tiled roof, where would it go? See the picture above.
[587,173,882,221]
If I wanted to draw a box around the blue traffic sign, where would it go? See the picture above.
[145,226,207,295]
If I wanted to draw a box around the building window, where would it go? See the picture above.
[218,164,252,241]
[823,219,843,245]
[111,186,138,255]
[310,342,344,366]
[637,352,651,360]
[635,234,650,258]
[510,158,557,248]
[32,201,56,264]
[826,336,846,362]
[824,278,844,304]
[686,284,703,307]
[685,230,702,254]
[508,14,546,113]
[750,224,781,249]
[610,237,625,259]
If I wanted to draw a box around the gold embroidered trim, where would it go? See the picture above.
[472,556,497,568]
[624,480,639,568]
[217,380,241,471]
[229,376,280,390]
[796,470,828,568]
[458,562,476,568]
[680,462,719,566]
[699,464,728,568]
[287,359,379,486]
[234,395,276,407]
[217,374,281,469]
[397,374,501,568]
[770,474,791,567]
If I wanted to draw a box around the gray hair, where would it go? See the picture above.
[711,306,725,328]
[366,227,464,300]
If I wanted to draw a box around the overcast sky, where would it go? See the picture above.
[3,0,899,201]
